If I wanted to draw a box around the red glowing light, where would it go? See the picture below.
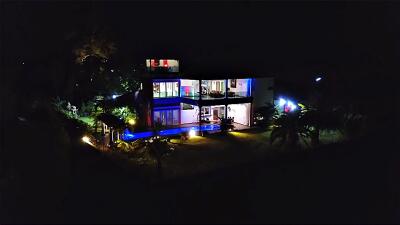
[163,59,169,67]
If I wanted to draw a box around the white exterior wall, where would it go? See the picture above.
[180,104,199,124]
[227,103,251,126]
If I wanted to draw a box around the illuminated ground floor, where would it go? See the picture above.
[121,102,252,141]
[153,102,252,127]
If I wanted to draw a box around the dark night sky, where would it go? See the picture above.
[2,1,399,79]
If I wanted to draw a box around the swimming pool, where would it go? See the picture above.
[122,124,221,141]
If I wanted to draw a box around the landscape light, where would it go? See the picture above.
[81,136,93,146]
[128,119,136,125]
[112,95,117,99]
[287,100,297,111]
[189,129,196,138]
[315,77,322,82]
[278,98,286,107]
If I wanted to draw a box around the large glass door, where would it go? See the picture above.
[154,108,180,126]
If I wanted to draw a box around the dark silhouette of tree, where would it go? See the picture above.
[72,33,117,104]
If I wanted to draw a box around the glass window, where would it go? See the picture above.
[181,79,200,99]
[173,109,179,125]
[159,82,166,98]
[153,82,160,98]
[154,82,179,98]
[228,79,250,98]
[173,82,179,97]
[167,110,173,125]
[154,111,161,124]
[166,82,173,97]
[161,111,166,125]
[154,109,180,126]
[202,80,226,99]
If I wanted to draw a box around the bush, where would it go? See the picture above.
[79,100,96,117]
[220,118,235,133]
[342,113,368,139]
[111,106,136,123]
[254,103,276,128]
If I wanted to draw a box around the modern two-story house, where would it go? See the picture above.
[137,59,274,132]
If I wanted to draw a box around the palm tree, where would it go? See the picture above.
[270,104,344,149]
[270,111,311,149]
[300,107,344,146]
[145,136,175,180]
[300,109,321,146]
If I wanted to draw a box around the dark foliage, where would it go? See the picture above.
[254,103,276,128]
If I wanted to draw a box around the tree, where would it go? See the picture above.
[254,103,277,129]
[72,34,117,104]
[270,104,344,149]
[270,111,310,149]
[146,136,175,180]
[74,34,116,65]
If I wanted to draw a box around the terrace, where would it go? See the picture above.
[179,79,251,100]
[121,122,250,142]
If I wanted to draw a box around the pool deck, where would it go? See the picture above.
[122,122,250,141]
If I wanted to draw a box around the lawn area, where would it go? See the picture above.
[161,129,345,179]
[77,116,95,127]
[162,130,275,179]
[101,128,345,181]
[319,130,344,144]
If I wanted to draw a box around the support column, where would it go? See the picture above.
[225,79,228,121]
[225,104,228,120]
[198,79,202,135]
[199,79,202,100]
[225,79,228,99]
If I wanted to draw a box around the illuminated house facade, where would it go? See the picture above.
[140,59,274,130]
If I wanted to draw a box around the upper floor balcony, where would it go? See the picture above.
[152,78,253,107]
[180,78,252,100]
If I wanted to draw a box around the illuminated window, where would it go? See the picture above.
[153,83,160,98]
[202,80,225,99]
[146,59,179,72]
[173,109,179,124]
[154,108,180,126]
[154,111,161,124]
[153,81,179,98]
[228,79,251,98]
[173,82,179,96]
[166,82,173,97]
[180,79,200,99]
[160,83,166,98]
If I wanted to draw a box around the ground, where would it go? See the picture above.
[162,131,272,179]
[2,123,398,224]
[108,129,344,180]
[61,131,398,224]
[77,116,95,127]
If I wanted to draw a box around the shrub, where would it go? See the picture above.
[254,103,277,128]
